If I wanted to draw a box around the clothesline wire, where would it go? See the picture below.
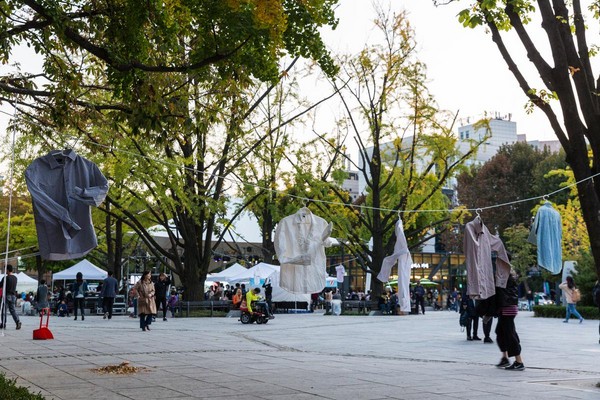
[14,131,599,216]
[2,106,18,336]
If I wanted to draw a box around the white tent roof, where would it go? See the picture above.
[1,272,38,294]
[224,262,310,303]
[227,262,278,284]
[16,272,38,284]
[207,263,247,282]
[53,259,108,281]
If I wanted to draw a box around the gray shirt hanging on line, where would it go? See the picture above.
[25,149,109,261]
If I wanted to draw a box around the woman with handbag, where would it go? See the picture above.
[559,276,584,324]
[134,271,156,331]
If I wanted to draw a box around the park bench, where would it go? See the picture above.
[342,300,370,314]
[176,300,232,317]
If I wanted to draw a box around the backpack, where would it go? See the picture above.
[459,310,469,328]
[571,288,581,303]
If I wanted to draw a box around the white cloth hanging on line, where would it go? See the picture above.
[528,202,562,274]
[377,218,412,313]
[274,207,334,294]
[25,149,109,260]
[335,265,345,283]
[463,216,511,300]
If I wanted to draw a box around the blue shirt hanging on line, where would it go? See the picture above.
[25,149,109,261]
[528,202,562,274]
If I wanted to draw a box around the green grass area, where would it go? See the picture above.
[0,373,45,400]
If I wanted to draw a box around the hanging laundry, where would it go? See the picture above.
[335,265,345,283]
[463,216,511,300]
[528,202,562,274]
[25,149,109,260]
[274,207,334,294]
[377,218,412,313]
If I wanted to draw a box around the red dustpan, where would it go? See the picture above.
[33,308,54,340]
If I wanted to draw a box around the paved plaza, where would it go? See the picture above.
[0,310,599,399]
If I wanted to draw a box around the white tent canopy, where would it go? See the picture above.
[224,262,311,303]
[226,262,278,285]
[1,272,38,294]
[53,259,108,281]
[207,263,247,282]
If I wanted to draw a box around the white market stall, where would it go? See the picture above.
[207,263,247,282]
[0,272,38,294]
[52,259,108,288]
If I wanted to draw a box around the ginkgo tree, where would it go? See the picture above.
[311,7,480,297]
[0,0,340,299]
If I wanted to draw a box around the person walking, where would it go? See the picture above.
[414,281,426,315]
[461,294,481,341]
[100,271,119,319]
[70,272,88,321]
[0,265,22,330]
[495,270,525,371]
[154,273,170,321]
[35,279,49,314]
[167,289,179,318]
[134,271,156,331]
[559,276,584,323]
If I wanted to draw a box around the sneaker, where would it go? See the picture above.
[467,336,473,341]
[163,318,167,321]
[16,321,21,330]
[484,337,494,343]
[563,320,568,323]
[103,312,108,319]
[579,318,584,324]
[505,361,525,371]
[473,336,482,341]
[496,357,510,368]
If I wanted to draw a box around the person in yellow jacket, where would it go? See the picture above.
[245,287,274,319]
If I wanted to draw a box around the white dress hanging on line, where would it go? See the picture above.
[377,218,412,313]
[274,207,334,294]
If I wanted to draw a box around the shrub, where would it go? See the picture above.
[533,305,600,319]
[0,373,45,400]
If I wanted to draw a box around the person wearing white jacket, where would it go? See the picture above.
[274,207,334,294]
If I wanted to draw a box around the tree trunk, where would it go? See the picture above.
[115,219,123,282]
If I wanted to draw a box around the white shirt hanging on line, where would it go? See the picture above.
[274,207,334,294]
[335,265,345,283]
[377,218,412,313]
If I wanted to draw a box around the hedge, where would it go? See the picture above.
[0,373,45,400]
[533,305,600,319]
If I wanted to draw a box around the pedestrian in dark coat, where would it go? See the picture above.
[154,273,171,321]
[495,271,525,370]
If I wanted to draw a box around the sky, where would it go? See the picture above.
[0,1,583,148]
[321,0,559,142]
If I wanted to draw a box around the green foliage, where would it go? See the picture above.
[503,224,536,284]
[0,373,45,400]
[456,142,567,238]
[574,250,600,306]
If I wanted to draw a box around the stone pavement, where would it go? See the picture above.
[0,310,599,399]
